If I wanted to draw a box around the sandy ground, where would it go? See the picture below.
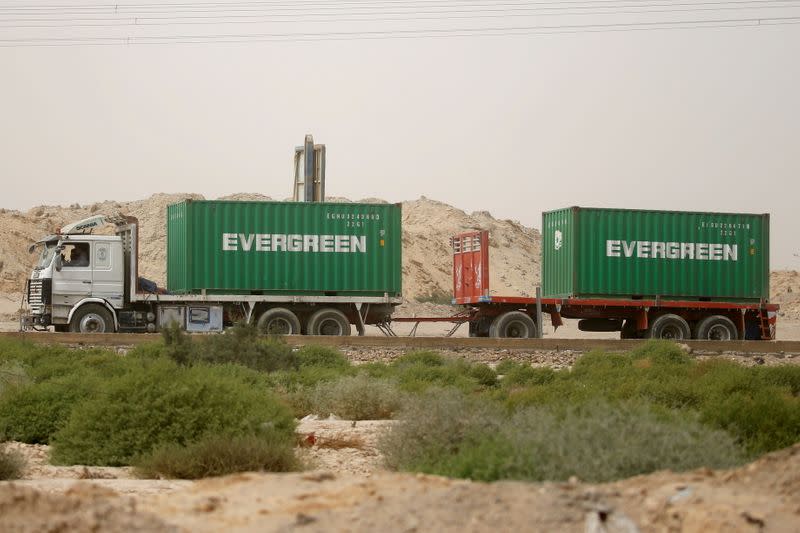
[2,421,799,532]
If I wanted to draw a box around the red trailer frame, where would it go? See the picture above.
[450,230,778,340]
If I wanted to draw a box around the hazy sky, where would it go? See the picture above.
[1,1,798,267]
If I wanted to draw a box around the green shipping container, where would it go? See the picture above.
[542,207,769,302]
[167,200,402,296]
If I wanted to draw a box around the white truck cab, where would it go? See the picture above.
[24,216,126,332]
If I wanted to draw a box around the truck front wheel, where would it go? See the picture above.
[69,304,114,333]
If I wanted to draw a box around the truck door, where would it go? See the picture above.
[52,242,92,307]
[91,241,124,309]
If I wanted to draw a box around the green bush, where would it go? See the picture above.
[0,372,101,444]
[469,364,498,387]
[381,389,503,471]
[494,360,520,375]
[162,322,299,372]
[310,374,404,420]
[0,339,123,383]
[0,349,131,444]
[296,345,350,370]
[392,350,446,368]
[0,446,24,480]
[135,433,298,479]
[51,359,295,466]
[700,387,800,456]
[629,339,693,366]
[0,361,28,395]
[386,352,491,393]
[382,391,744,482]
[501,365,556,387]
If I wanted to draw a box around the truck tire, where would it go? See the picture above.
[257,308,301,335]
[694,315,738,341]
[306,308,352,336]
[647,314,690,340]
[69,304,114,333]
[489,311,537,338]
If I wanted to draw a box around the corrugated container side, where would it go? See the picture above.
[542,207,769,302]
[167,200,402,296]
[166,202,188,292]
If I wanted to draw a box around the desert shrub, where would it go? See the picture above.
[501,365,556,387]
[135,433,298,479]
[494,360,520,375]
[496,402,743,482]
[0,346,138,444]
[0,361,28,395]
[386,352,491,393]
[128,339,168,360]
[700,387,800,456]
[161,322,193,365]
[0,372,101,444]
[0,446,24,480]
[754,365,800,395]
[381,389,503,471]
[505,348,800,457]
[310,374,404,420]
[382,392,744,483]
[358,362,395,380]
[51,359,295,466]
[267,363,355,391]
[629,339,693,366]
[162,322,299,372]
[391,361,477,393]
[0,338,66,366]
[392,350,446,369]
[296,345,350,370]
[469,364,498,387]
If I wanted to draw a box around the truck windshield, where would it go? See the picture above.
[34,242,58,269]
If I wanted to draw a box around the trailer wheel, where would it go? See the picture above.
[306,308,352,336]
[256,308,301,335]
[694,315,738,341]
[647,314,690,340]
[489,311,537,338]
[69,304,114,333]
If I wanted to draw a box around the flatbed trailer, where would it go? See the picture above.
[447,231,777,341]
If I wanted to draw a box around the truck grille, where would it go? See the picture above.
[27,278,51,307]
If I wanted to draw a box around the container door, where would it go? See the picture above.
[452,231,490,304]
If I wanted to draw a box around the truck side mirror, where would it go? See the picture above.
[55,253,63,272]
[28,244,36,254]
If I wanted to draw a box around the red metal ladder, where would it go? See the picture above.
[758,309,774,340]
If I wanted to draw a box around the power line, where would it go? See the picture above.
[1,0,798,14]
[2,2,799,28]
[0,14,797,46]
[1,0,797,27]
